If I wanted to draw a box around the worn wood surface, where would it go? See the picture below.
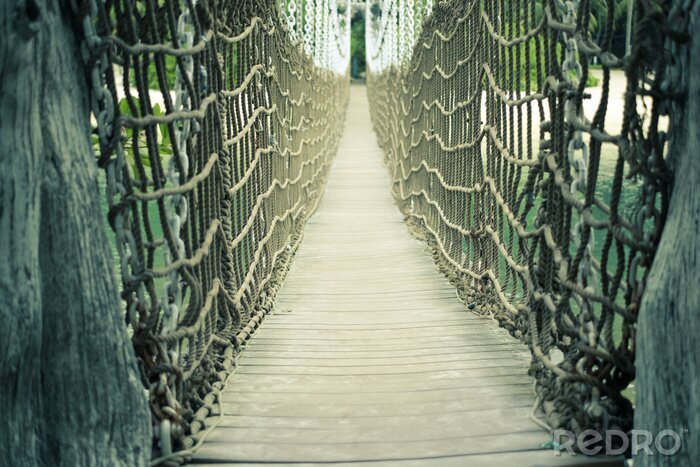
[0,1,152,465]
[634,1,700,465]
[193,86,619,466]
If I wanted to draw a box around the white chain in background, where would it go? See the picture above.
[316,0,324,66]
[329,1,337,70]
[398,0,407,63]
[325,0,332,68]
[381,0,389,69]
[382,0,391,69]
[314,0,323,65]
[406,0,415,59]
[344,1,351,64]
[366,0,426,72]
[304,0,316,57]
[334,0,344,71]
[371,0,386,70]
[301,0,349,72]
[365,0,373,69]
[322,0,330,68]
[415,0,426,39]
[286,0,298,41]
[379,0,385,66]
[329,0,346,73]
[390,0,398,67]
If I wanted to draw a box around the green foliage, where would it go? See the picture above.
[495,30,599,91]
[119,98,173,179]
[351,13,366,77]
[93,97,173,181]
[130,55,178,91]
[588,0,631,33]
[585,72,600,87]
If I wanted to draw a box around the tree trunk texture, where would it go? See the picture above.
[635,1,699,465]
[0,1,151,465]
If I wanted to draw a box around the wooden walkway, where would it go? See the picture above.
[193,86,620,466]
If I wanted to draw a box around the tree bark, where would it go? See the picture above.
[634,1,700,465]
[0,0,151,465]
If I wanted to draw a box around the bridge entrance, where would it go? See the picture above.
[3,0,696,465]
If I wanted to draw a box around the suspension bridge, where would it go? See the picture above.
[190,84,585,465]
[1,0,696,465]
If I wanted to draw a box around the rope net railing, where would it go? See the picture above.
[366,0,678,438]
[80,0,349,460]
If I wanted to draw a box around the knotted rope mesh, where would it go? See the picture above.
[81,0,349,459]
[367,0,675,437]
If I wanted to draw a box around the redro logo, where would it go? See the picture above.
[552,429,684,456]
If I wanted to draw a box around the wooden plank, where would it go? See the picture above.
[207,420,541,444]
[195,430,552,463]
[191,85,612,466]
[220,396,535,419]
[223,383,534,405]
[245,333,517,346]
[191,450,623,467]
[221,373,536,394]
[210,401,532,426]
[235,362,530,378]
[238,350,529,368]
[277,292,456,298]
[242,340,518,352]
[261,314,480,325]
[241,338,518,352]
[249,326,513,340]
[241,342,521,358]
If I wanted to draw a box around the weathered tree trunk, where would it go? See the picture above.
[635,1,699,465]
[0,1,151,465]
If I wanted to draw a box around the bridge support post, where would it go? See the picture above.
[0,0,151,465]
[635,0,700,465]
